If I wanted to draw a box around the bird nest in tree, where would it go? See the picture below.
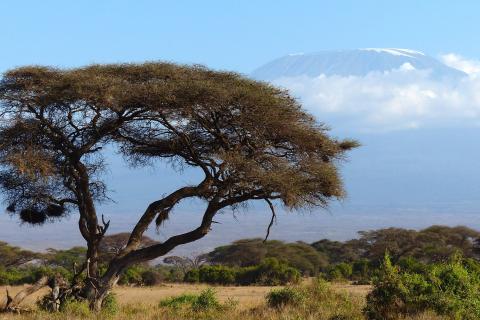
[19,208,47,225]
[44,204,65,217]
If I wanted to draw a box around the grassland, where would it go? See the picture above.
[0,281,446,320]
[1,281,370,308]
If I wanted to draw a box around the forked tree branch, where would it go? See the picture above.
[103,198,222,278]
[121,177,212,255]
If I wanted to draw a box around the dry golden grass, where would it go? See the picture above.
[114,283,284,309]
[0,280,370,309]
[0,282,446,320]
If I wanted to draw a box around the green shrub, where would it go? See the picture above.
[364,253,428,320]
[0,265,72,286]
[185,258,300,286]
[159,289,226,312]
[237,258,300,285]
[0,266,25,285]
[253,258,301,285]
[264,279,364,319]
[141,269,163,286]
[351,259,371,280]
[429,258,480,319]
[325,262,353,281]
[102,293,119,316]
[184,268,200,283]
[167,268,185,282]
[198,265,236,285]
[119,265,146,285]
[266,287,305,308]
[192,289,221,311]
[159,293,198,309]
[364,252,480,320]
[397,256,428,274]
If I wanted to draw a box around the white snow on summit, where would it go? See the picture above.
[251,48,465,80]
[361,48,425,58]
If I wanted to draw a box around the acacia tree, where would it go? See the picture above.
[0,63,357,310]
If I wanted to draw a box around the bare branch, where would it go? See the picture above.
[264,199,277,242]
[97,214,110,237]
[1,276,48,312]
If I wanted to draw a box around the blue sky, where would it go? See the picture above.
[2,1,480,250]
[1,0,479,74]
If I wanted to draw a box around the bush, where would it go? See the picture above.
[351,259,371,280]
[397,256,428,274]
[141,269,163,286]
[429,257,480,319]
[198,265,236,285]
[205,238,328,276]
[325,262,353,281]
[185,258,300,286]
[159,293,198,309]
[364,253,434,320]
[0,265,71,286]
[159,289,229,313]
[119,265,145,285]
[364,252,480,320]
[184,268,200,283]
[102,293,119,316]
[252,258,301,285]
[237,258,301,285]
[0,266,25,285]
[192,289,221,311]
[264,279,364,319]
[266,287,305,308]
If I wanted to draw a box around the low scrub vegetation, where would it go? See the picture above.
[2,225,479,289]
[184,258,300,285]
[159,288,233,312]
[364,252,480,320]
[2,225,480,319]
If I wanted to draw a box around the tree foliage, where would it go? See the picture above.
[312,225,480,265]
[0,242,38,267]
[0,62,356,309]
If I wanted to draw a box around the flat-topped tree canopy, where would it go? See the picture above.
[0,62,358,310]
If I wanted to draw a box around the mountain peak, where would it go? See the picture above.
[252,49,465,80]
[360,48,425,57]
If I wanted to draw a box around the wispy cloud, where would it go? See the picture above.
[440,53,480,75]
[272,60,480,132]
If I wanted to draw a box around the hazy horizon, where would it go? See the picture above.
[2,1,480,257]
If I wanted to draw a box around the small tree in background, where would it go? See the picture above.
[0,63,357,310]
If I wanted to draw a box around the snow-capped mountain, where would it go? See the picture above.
[249,48,480,227]
[251,48,466,80]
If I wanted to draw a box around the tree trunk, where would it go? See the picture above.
[82,236,104,311]
[1,276,48,312]
[88,273,120,312]
[86,240,99,278]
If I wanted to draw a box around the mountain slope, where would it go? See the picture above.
[250,48,480,220]
[252,48,466,80]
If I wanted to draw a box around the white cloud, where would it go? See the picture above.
[440,53,480,75]
[272,66,480,132]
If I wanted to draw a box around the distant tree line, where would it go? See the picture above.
[1,225,479,287]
